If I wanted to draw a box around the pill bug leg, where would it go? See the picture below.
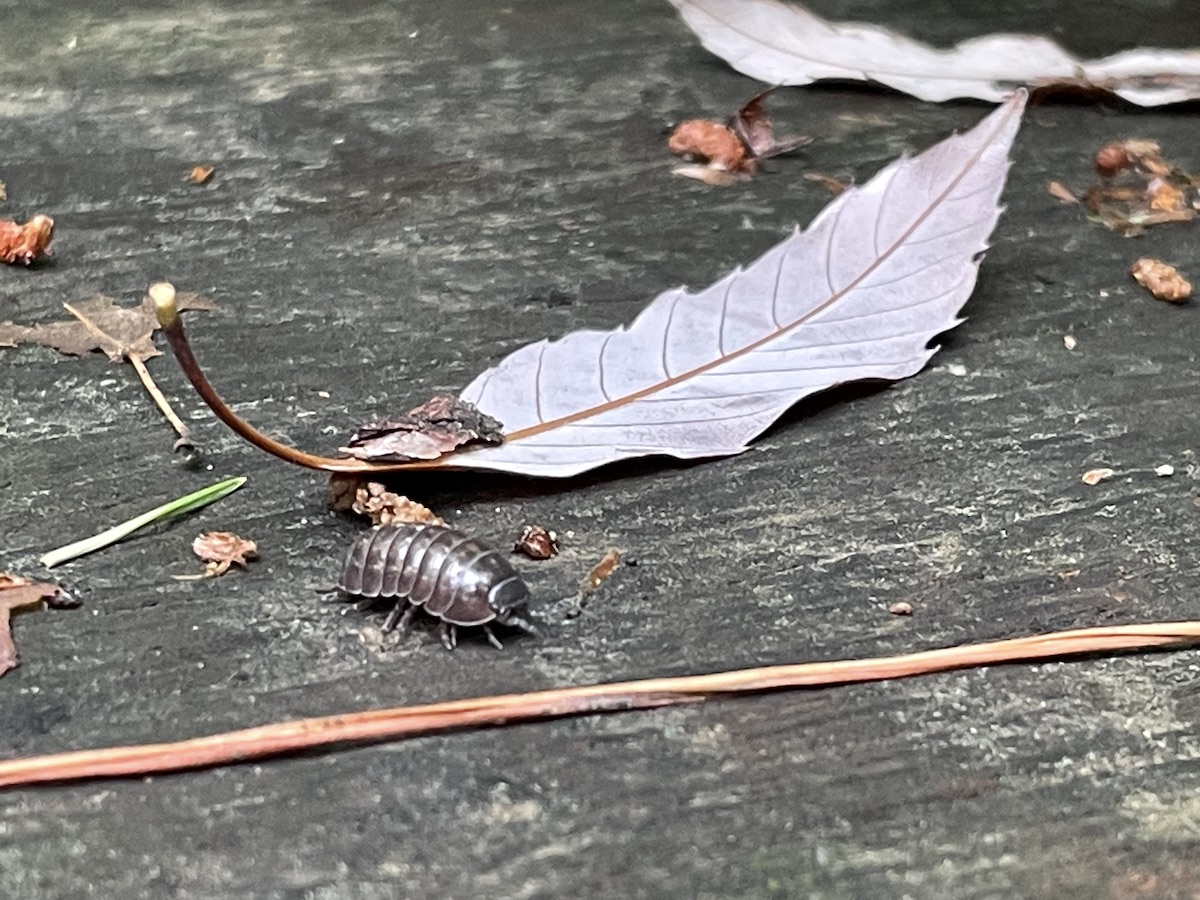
[437,622,458,651]
[382,602,417,635]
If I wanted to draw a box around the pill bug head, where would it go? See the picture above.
[488,575,539,635]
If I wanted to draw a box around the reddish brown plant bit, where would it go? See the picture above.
[0,574,74,678]
[0,214,54,265]
[1130,257,1192,304]
[580,548,621,593]
[514,524,558,560]
[1094,142,1135,178]
[188,165,215,185]
[1082,467,1116,486]
[804,172,850,195]
[668,120,752,174]
[180,531,258,579]
[341,395,504,463]
[352,482,444,526]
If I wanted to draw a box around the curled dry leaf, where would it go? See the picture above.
[581,549,621,594]
[1130,258,1191,303]
[1082,467,1116,486]
[669,0,1200,106]
[0,214,54,265]
[514,525,559,560]
[352,482,444,526]
[669,87,809,185]
[340,395,504,463]
[183,531,258,579]
[188,165,215,185]
[452,93,1024,477]
[0,573,74,678]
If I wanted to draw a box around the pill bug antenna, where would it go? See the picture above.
[149,282,422,475]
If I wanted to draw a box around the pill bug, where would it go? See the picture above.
[338,523,538,650]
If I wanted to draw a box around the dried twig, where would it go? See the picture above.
[1,621,1197,789]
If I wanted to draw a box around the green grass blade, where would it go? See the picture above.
[40,476,247,568]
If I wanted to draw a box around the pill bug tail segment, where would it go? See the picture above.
[149,281,443,475]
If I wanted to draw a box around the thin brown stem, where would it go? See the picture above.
[149,283,427,474]
[2,621,1197,789]
[128,353,192,445]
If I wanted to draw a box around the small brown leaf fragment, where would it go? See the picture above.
[351,482,444,526]
[668,119,752,173]
[731,87,811,161]
[0,214,54,265]
[804,172,850,195]
[0,574,72,678]
[888,601,914,616]
[183,531,258,579]
[1130,257,1192,303]
[340,395,504,463]
[1046,180,1078,204]
[514,525,558,560]
[1082,467,1115,486]
[188,165,214,185]
[580,548,621,594]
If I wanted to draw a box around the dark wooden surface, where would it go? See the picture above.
[3,1,1200,897]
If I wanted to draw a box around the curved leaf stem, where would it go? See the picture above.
[149,282,432,475]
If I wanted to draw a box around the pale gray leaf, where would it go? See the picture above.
[668,0,1200,106]
[450,92,1026,478]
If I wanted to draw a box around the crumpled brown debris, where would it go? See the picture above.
[1130,257,1192,303]
[178,531,258,579]
[0,214,54,265]
[352,482,445,527]
[340,395,504,463]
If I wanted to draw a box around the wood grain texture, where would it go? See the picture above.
[2,0,1200,897]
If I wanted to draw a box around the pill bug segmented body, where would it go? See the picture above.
[338,523,538,650]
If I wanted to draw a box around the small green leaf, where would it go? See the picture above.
[40,476,247,568]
